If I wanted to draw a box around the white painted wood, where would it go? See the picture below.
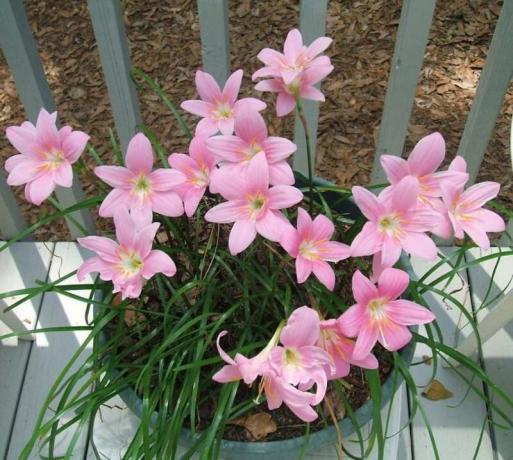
[0,172,28,239]
[408,250,495,459]
[6,243,93,459]
[370,0,437,184]
[466,247,513,459]
[499,113,513,247]
[292,0,329,177]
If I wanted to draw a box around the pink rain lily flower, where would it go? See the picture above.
[95,133,185,219]
[253,29,332,86]
[340,269,435,360]
[181,69,266,136]
[168,135,217,217]
[206,111,297,186]
[351,177,438,267]
[440,180,505,249]
[205,152,303,255]
[280,208,350,290]
[77,209,176,299]
[5,108,89,205]
[317,318,378,380]
[380,132,468,207]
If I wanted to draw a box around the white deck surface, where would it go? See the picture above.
[1,243,512,459]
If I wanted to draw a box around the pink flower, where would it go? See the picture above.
[380,133,468,207]
[339,269,435,360]
[252,29,333,117]
[280,208,350,290]
[77,209,176,299]
[205,152,303,255]
[317,318,378,380]
[95,133,185,219]
[206,110,297,186]
[351,177,438,267]
[168,135,217,217]
[181,69,266,136]
[4,108,89,205]
[440,180,505,249]
[253,29,332,84]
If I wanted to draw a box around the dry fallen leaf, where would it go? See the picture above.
[324,390,346,421]
[124,309,146,327]
[230,413,277,440]
[422,379,453,401]
[422,355,433,365]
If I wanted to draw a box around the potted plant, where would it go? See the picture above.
[2,28,512,460]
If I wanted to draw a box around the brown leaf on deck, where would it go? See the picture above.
[230,413,277,440]
[422,379,453,401]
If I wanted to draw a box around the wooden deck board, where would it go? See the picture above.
[466,247,513,460]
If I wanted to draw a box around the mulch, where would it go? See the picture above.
[0,0,511,240]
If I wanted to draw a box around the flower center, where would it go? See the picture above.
[117,249,144,278]
[298,239,319,260]
[189,163,209,187]
[367,298,387,321]
[41,149,66,171]
[247,192,267,220]
[243,142,264,161]
[212,101,233,121]
[284,347,301,366]
[285,78,301,97]
[131,173,152,200]
[378,213,403,238]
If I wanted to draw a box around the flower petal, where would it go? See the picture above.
[280,306,320,347]
[180,100,213,117]
[149,169,186,191]
[351,270,379,306]
[222,69,243,105]
[125,133,154,174]
[312,260,336,290]
[353,324,379,361]
[460,181,500,211]
[401,232,437,260]
[151,192,184,217]
[205,201,245,223]
[350,222,382,257]
[142,249,176,278]
[267,185,303,209]
[352,186,383,221]
[380,155,409,184]
[99,189,130,217]
[378,322,412,352]
[386,299,435,325]
[377,268,409,300]
[234,111,267,142]
[312,214,335,240]
[269,161,295,186]
[94,166,133,188]
[262,137,297,163]
[229,219,257,255]
[296,256,313,284]
[195,70,222,102]
[276,92,296,117]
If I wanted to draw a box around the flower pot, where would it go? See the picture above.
[101,176,417,459]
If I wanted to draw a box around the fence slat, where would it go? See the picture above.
[292,0,329,177]
[457,0,513,185]
[370,0,436,184]
[0,174,27,239]
[88,0,142,153]
[0,0,95,239]
[197,0,230,85]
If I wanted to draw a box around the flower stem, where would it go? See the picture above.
[296,99,314,214]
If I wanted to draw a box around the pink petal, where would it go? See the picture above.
[142,249,176,278]
[280,306,320,347]
[209,164,248,200]
[281,68,301,85]
[24,174,56,205]
[351,270,379,306]
[255,210,290,242]
[95,165,133,188]
[229,219,257,255]
[133,222,160,258]
[296,256,313,284]
[77,236,119,263]
[401,232,437,260]
[149,169,185,191]
[183,188,205,217]
[390,176,419,212]
[353,325,379,360]
[125,133,154,174]
[195,70,222,102]
[5,154,28,173]
[449,155,467,173]
[114,209,137,248]
[269,161,295,186]
[6,159,41,185]
[338,304,365,338]
[297,207,313,237]
[317,241,350,262]
[312,214,335,240]
[352,186,383,221]
[62,130,89,163]
[305,36,332,58]
[377,268,409,300]
[461,220,491,250]
[262,137,297,163]
[213,365,242,383]
[407,132,445,176]
[472,208,505,233]
[36,109,59,147]
[246,152,270,193]
[302,62,333,85]
[99,189,130,217]
[195,117,219,136]
[151,191,184,217]
[283,29,303,59]
[53,162,73,187]
[256,48,283,66]
[5,124,40,158]
[180,100,213,117]
[234,111,267,143]
[168,152,199,174]
[312,260,336,290]
[77,256,107,282]
[255,79,282,92]
[380,155,409,184]
[300,86,325,102]
[218,117,235,136]
[233,97,267,113]
[386,299,435,325]
[215,331,236,365]
[350,352,379,370]
[276,92,296,117]
[350,222,382,257]
[381,236,402,267]
[378,323,412,351]
[461,182,500,211]
[267,185,303,209]
[205,200,245,223]
[279,225,300,256]
[206,135,246,163]
[222,69,243,105]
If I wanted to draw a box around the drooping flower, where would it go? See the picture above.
[253,29,333,85]
[350,177,439,267]
[95,133,185,219]
[440,180,505,249]
[168,135,217,217]
[380,133,468,208]
[205,152,303,255]
[280,208,350,290]
[4,108,89,205]
[339,269,435,360]
[206,111,297,186]
[77,209,176,299]
[317,318,378,380]
[181,69,266,136]
[252,29,334,117]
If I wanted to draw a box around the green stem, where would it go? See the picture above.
[296,99,314,213]
[48,196,89,237]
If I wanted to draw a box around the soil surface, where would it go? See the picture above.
[1,0,511,241]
